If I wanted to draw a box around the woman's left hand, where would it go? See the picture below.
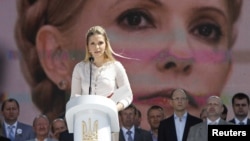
[116,102,124,111]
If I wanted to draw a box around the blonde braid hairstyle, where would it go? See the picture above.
[15,0,85,122]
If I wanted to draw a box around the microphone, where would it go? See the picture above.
[89,56,94,95]
[89,56,94,63]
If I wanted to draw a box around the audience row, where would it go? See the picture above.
[0,98,70,141]
[0,90,249,141]
[120,90,250,141]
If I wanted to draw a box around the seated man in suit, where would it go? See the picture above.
[1,98,35,141]
[119,104,152,141]
[55,118,74,141]
[158,88,202,141]
[187,96,233,141]
[26,115,57,141]
[51,118,67,140]
[229,93,250,125]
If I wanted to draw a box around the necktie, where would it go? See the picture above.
[239,122,245,125]
[126,130,133,141]
[8,125,15,141]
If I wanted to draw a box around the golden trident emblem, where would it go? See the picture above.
[82,118,98,141]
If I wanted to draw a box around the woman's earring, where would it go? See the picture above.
[58,80,67,90]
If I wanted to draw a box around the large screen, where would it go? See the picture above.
[0,0,249,130]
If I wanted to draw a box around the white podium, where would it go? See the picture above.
[65,95,120,141]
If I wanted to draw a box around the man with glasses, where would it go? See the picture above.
[158,88,202,141]
[187,96,233,141]
[229,93,250,125]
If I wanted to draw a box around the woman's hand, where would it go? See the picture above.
[116,102,124,111]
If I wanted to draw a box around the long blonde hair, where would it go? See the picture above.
[84,26,116,62]
[84,25,136,62]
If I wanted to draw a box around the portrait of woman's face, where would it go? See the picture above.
[64,0,233,116]
[2,0,247,130]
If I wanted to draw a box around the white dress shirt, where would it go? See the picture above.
[234,117,248,125]
[174,112,187,141]
[4,121,17,138]
[207,118,220,125]
[35,138,48,141]
[121,126,135,141]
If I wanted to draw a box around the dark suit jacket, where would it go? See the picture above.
[0,136,11,141]
[119,127,153,141]
[228,118,250,125]
[158,113,202,141]
[187,119,233,141]
[59,130,74,141]
[2,122,35,141]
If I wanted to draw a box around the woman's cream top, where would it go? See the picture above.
[71,60,133,108]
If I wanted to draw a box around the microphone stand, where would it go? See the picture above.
[89,57,94,95]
